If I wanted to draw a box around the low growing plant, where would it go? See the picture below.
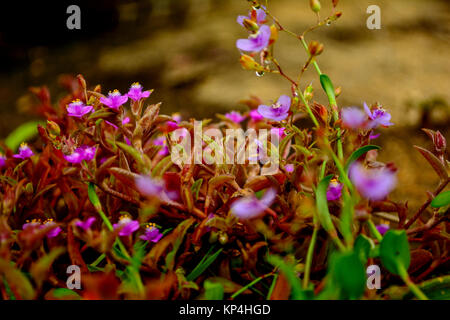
[0,0,448,300]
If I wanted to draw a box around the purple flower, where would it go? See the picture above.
[349,163,397,201]
[63,149,83,163]
[153,137,169,156]
[100,90,128,110]
[66,99,93,118]
[64,145,96,163]
[237,6,266,27]
[257,95,291,121]
[122,117,130,125]
[75,217,96,231]
[231,188,276,220]
[0,153,6,168]
[44,219,62,238]
[249,109,264,122]
[135,175,165,197]
[166,121,179,132]
[369,132,381,140]
[22,219,41,230]
[285,164,294,173]
[113,216,140,236]
[13,143,34,159]
[23,219,61,238]
[125,137,132,146]
[326,179,343,201]
[376,223,390,236]
[271,127,286,139]
[236,25,271,52]
[225,111,246,123]
[341,107,367,129]
[126,82,152,101]
[364,103,393,128]
[172,113,182,123]
[139,223,163,243]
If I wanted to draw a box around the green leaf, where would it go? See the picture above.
[0,259,35,299]
[47,288,82,300]
[203,280,224,300]
[320,74,336,107]
[87,182,101,210]
[191,178,203,201]
[5,121,44,151]
[404,275,450,300]
[354,234,374,262]
[164,218,196,270]
[315,175,337,234]
[329,251,366,299]
[340,191,354,245]
[116,141,144,168]
[380,230,411,275]
[151,155,173,177]
[431,190,450,208]
[345,145,381,172]
[30,247,65,288]
[186,248,223,281]
[266,255,306,300]
[414,145,448,181]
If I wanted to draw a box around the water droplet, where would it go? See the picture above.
[326,21,332,26]
[256,71,265,77]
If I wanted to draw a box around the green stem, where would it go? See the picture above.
[91,253,106,267]
[299,37,322,75]
[231,273,274,299]
[319,160,327,180]
[303,227,318,289]
[97,208,130,258]
[367,219,383,242]
[328,145,353,192]
[297,89,320,128]
[300,36,343,160]
[399,266,428,300]
[266,273,278,299]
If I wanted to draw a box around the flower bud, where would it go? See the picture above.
[240,54,265,72]
[435,130,447,154]
[304,84,314,101]
[243,18,259,33]
[76,74,87,90]
[423,128,447,156]
[309,0,321,13]
[209,231,218,244]
[46,120,60,137]
[332,0,339,8]
[269,24,278,45]
[308,40,324,56]
[334,86,342,98]
[218,232,228,245]
[25,182,34,194]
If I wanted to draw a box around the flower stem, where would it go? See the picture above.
[303,227,318,289]
[367,219,383,242]
[299,37,322,75]
[266,273,278,299]
[399,265,428,300]
[297,89,320,128]
[231,272,274,299]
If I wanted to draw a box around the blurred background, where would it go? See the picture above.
[0,0,449,208]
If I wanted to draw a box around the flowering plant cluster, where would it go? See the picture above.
[0,0,448,300]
